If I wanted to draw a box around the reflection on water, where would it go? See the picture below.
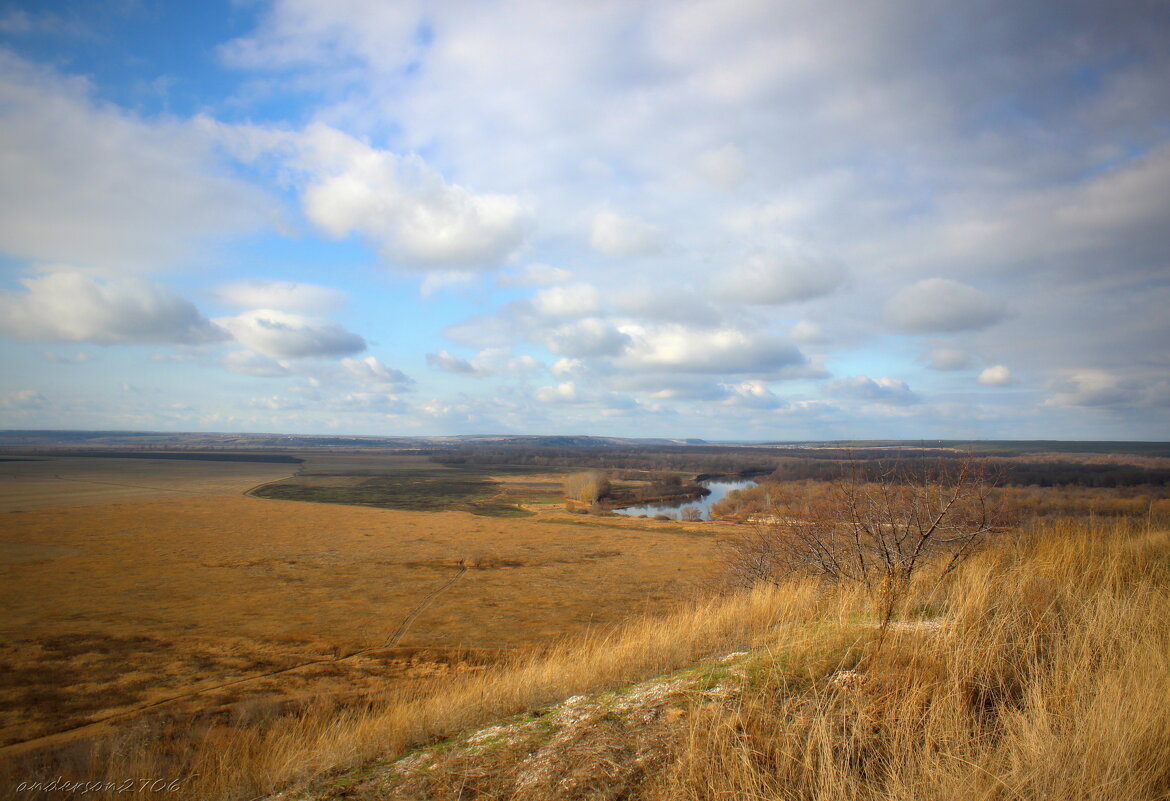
[615,478,758,521]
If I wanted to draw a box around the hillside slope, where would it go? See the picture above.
[257,517,1170,801]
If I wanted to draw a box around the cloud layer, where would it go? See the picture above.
[0,52,270,271]
[1,1,1168,438]
[214,309,366,359]
[885,279,1009,334]
[0,272,223,345]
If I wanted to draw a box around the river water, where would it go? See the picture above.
[614,477,758,521]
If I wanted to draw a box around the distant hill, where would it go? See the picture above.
[1,430,1166,458]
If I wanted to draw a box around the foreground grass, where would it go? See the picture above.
[5,516,1169,800]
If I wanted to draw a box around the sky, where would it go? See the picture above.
[0,0,1168,441]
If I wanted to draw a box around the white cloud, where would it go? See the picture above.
[220,0,424,73]
[542,318,632,358]
[1,390,49,409]
[342,355,411,386]
[696,143,747,190]
[420,270,477,298]
[248,394,304,411]
[427,349,477,375]
[334,392,408,413]
[42,350,94,364]
[534,380,636,410]
[224,350,292,377]
[471,348,544,376]
[267,123,531,268]
[215,308,366,359]
[885,279,1009,333]
[551,357,585,378]
[923,347,975,371]
[615,324,806,375]
[826,376,918,406]
[535,381,580,404]
[612,285,722,326]
[0,8,91,37]
[608,373,729,401]
[496,263,572,287]
[790,320,827,344]
[0,271,224,345]
[929,144,1170,282]
[719,249,847,305]
[216,280,346,313]
[427,347,544,377]
[0,52,270,271]
[1045,372,1170,409]
[977,365,1016,386]
[532,283,602,318]
[589,211,662,258]
[722,380,785,409]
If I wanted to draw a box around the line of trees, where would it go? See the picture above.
[766,458,1170,488]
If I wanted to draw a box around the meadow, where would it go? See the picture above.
[0,456,298,511]
[8,513,1167,801]
[0,453,726,777]
[2,441,1168,800]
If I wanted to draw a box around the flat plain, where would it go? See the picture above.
[0,454,724,756]
[0,456,298,511]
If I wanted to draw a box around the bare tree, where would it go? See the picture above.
[721,455,1001,627]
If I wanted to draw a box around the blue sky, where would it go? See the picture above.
[1,0,1168,440]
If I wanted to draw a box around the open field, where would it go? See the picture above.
[249,453,560,517]
[0,455,726,764]
[3,440,1169,800]
[0,456,299,512]
[7,515,1166,801]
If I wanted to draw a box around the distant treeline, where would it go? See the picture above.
[429,443,779,474]
[10,451,304,464]
[768,459,1170,488]
[763,440,1170,458]
[431,443,1170,489]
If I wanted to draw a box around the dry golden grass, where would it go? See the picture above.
[641,518,1170,801]
[6,515,1159,801]
[0,458,725,764]
[5,453,1168,801]
[712,476,1170,522]
[0,457,298,511]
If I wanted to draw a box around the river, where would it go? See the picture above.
[614,477,758,521]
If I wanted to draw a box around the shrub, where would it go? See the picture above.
[563,470,611,504]
[722,455,1004,630]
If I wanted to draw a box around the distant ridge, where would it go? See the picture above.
[0,430,1166,457]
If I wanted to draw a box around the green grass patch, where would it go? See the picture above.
[251,465,543,517]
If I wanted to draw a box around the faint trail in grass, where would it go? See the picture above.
[386,562,469,647]
[240,473,300,498]
[0,565,470,758]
